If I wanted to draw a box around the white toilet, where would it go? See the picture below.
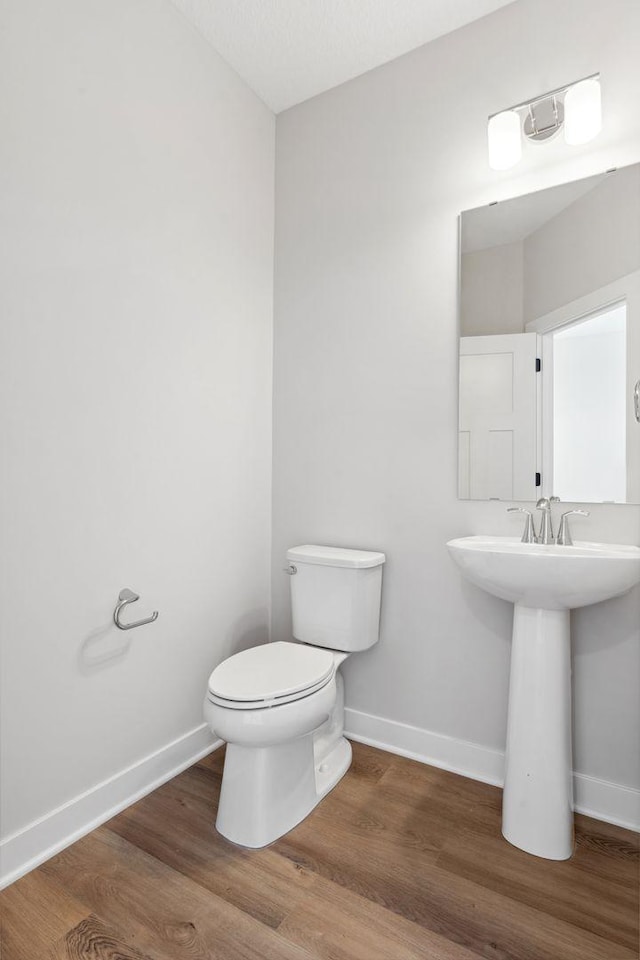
[203,544,385,847]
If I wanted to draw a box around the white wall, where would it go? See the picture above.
[273,0,640,805]
[524,163,640,321]
[461,165,640,335]
[0,0,274,857]
[460,242,523,336]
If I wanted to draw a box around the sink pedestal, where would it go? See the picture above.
[502,604,574,860]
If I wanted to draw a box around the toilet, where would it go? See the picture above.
[203,544,385,847]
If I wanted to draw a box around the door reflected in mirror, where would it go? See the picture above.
[458,163,640,504]
[550,302,626,502]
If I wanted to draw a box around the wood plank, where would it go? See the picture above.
[573,812,640,887]
[195,745,225,776]
[377,752,505,839]
[106,767,316,928]
[379,749,639,946]
[282,745,505,881]
[0,869,89,960]
[278,872,485,960]
[341,740,397,784]
[274,751,638,960]
[298,770,446,862]
[49,915,154,960]
[41,826,316,960]
[2,741,638,960]
[436,824,639,952]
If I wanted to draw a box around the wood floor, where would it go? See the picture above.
[1,742,638,960]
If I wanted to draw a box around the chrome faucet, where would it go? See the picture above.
[556,508,590,546]
[536,496,560,544]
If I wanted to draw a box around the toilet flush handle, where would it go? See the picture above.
[282,564,297,575]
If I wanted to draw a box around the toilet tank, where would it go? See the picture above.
[286,545,385,652]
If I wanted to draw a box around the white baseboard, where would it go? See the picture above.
[3,710,636,890]
[0,724,222,890]
[572,772,640,831]
[345,707,640,833]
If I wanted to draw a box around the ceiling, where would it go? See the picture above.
[460,174,604,254]
[169,0,517,113]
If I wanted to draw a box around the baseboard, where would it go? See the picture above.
[572,772,640,831]
[0,724,222,890]
[3,710,635,890]
[344,707,640,832]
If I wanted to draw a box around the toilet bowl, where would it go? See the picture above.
[204,642,350,847]
[204,545,384,848]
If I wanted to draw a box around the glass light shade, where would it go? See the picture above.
[564,77,602,145]
[488,111,522,170]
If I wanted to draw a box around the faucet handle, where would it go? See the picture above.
[556,509,590,546]
[507,507,537,543]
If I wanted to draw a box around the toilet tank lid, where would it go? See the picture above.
[287,544,385,568]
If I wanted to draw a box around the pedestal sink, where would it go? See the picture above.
[447,536,640,860]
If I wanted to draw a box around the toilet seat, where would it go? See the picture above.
[207,641,335,710]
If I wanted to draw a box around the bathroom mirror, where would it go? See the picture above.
[458,162,640,503]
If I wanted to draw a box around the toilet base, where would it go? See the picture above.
[316,733,352,800]
[215,733,352,848]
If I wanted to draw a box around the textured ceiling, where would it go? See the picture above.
[169,0,517,113]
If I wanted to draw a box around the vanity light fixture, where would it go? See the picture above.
[488,74,601,170]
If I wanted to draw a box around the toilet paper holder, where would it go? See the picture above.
[114,588,159,630]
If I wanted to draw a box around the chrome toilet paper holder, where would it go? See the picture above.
[114,588,159,630]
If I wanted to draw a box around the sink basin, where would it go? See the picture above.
[447,536,640,610]
[447,534,640,862]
